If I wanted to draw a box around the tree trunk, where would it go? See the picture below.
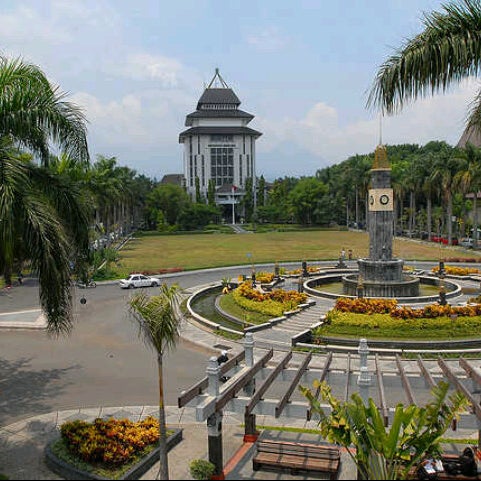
[473,196,478,248]
[427,196,432,241]
[157,352,169,480]
[447,191,453,245]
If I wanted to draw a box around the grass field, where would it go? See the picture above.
[116,230,481,276]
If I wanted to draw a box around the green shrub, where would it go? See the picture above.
[189,459,215,480]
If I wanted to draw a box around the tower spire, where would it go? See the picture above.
[207,68,229,89]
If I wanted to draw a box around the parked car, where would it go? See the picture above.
[441,237,458,245]
[460,237,474,248]
[119,274,161,289]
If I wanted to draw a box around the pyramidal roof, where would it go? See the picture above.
[457,124,481,149]
[196,69,241,110]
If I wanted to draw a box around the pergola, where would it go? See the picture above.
[178,333,481,477]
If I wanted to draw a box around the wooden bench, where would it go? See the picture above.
[252,438,341,479]
[436,454,481,480]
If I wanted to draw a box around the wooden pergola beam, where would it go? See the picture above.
[396,354,416,405]
[344,353,351,402]
[417,355,436,389]
[459,358,481,387]
[307,352,333,421]
[275,352,312,418]
[215,349,273,412]
[178,350,245,408]
[245,351,292,416]
[375,354,389,426]
[438,358,481,421]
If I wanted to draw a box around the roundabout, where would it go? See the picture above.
[185,260,481,354]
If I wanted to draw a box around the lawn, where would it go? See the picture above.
[115,230,479,276]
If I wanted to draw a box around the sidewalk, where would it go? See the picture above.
[0,405,358,480]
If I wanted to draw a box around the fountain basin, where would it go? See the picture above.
[304,271,461,304]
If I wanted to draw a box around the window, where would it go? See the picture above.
[210,147,234,186]
[210,134,233,142]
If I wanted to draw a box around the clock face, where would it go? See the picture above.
[368,189,393,211]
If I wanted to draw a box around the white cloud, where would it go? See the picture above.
[246,26,290,52]
[255,77,481,168]
[112,53,183,87]
[0,6,71,46]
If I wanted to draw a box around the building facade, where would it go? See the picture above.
[179,69,262,221]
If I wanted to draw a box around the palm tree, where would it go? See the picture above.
[0,140,90,334]
[0,56,89,165]
[129,283,184,480]
[454,143,481,247]
[0,56,90,334]
[367,0,481,135]
[430,147,460,244]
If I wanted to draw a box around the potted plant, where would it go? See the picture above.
[189,459,215,480]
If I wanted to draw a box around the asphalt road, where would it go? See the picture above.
[0,278,219,427]
[0,264,285,427]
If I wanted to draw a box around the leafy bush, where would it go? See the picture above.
[60,416,162,466]
[189,459,216,480]
[231,282,307,316]
[313,309,481,340]
[332,297,481,319]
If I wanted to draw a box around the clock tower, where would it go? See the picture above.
[343,142,420,297]
[367,144,394,260]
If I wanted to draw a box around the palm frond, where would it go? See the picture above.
[0,56,89,165]
[367,0,481,113]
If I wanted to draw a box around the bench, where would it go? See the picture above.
[437,454,481,480]
[252,438,341,479]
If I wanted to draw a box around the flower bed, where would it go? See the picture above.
[45,416,182,480]
[315,297,481,341]
[232,282,307,317]
[430,265,480,276]
[333,297,481,319]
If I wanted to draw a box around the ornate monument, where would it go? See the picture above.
[343,143,420,297]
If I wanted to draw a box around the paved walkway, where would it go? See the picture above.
[0,404,360,480]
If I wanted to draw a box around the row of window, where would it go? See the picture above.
[189,135,253,154]
[188,148,253,188]
[200,104,238,110]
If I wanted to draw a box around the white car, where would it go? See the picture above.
[119,274,161,289]
[460,237,474,248]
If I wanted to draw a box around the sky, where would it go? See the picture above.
[1,0,479,181]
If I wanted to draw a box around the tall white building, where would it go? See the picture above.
[179,69,262,221]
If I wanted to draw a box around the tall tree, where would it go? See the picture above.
[257,175,266,207]
[0,141,89,334]
[207,179,216,206]
[0,56,90,334]
[454,143,481,246]
[367,0,481,136]
[129,284,183,480]
[146,183,190,227]
[288,177,328,225]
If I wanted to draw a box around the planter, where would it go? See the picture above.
[45,428,183,480]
